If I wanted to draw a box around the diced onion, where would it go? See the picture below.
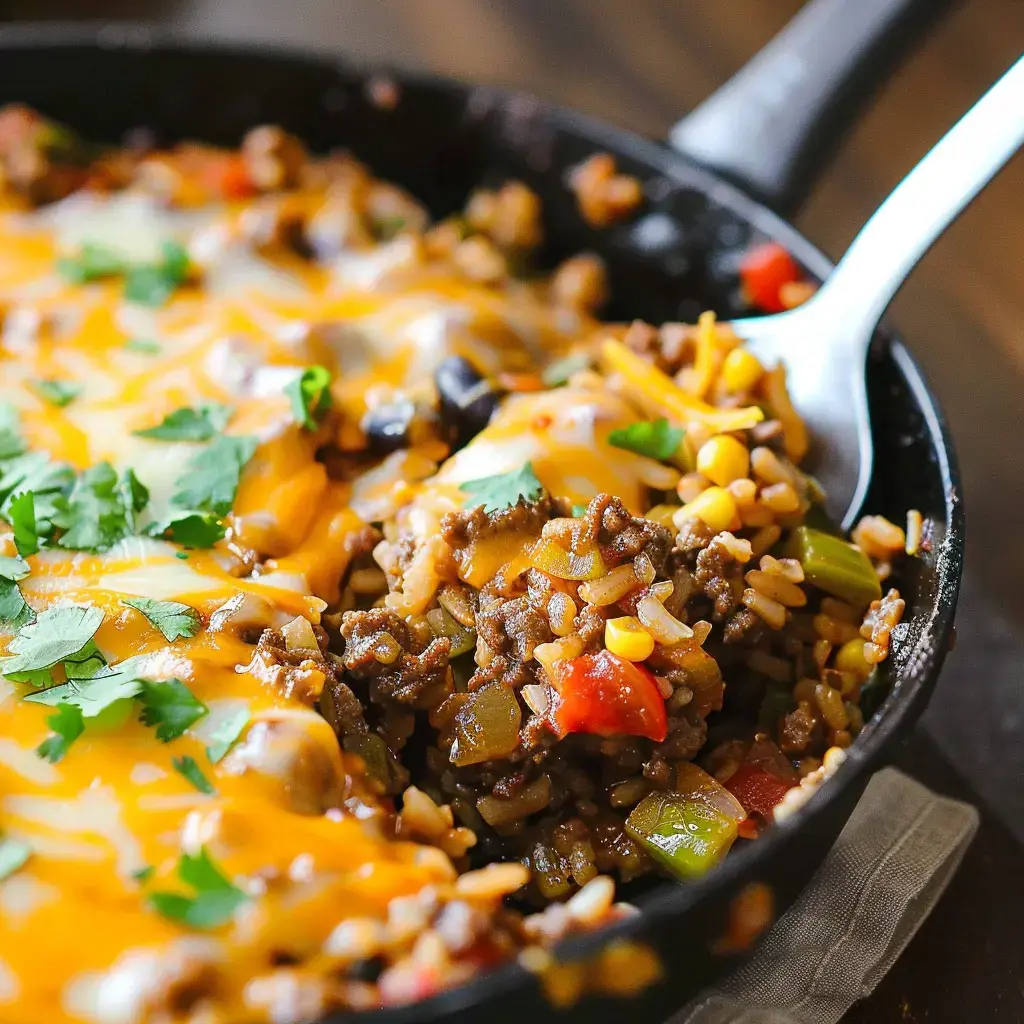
[282,615,318,651]
[578,563,639,606]
[636,595,693,645]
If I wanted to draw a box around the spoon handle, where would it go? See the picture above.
[812,55,1024,335]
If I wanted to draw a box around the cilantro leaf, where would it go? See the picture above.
[118,469,150,534]
[23,652,151,715]
[286,366,333,431]
[125,338,161,355]
[148,847,247,930]
[541,353,591,387]
[133,403,233,442]
[123,240,191,307]
[138,677,208,741]
[29,379,81,408]
[52,462,129,552]
[459,462,544,514]
[608,418,684,461]
[36,703,85,763]
[0,579,34,631]
[0,403,26,461]
[0,604,104,677]
[0,836,31,881]
[204,705,250,764]
[133,865,155,884]
[57,241,125,284]
[8,491,39,557]
[144,510,225,549]
[0,555,30,581]
[63,640,110,680]
[172,755,215,795]
[170,435,258,518]
[122,597,200,643]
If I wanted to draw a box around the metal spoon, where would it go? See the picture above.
[731,56,1024,531]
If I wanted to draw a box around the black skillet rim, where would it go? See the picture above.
[0,23,966,1019]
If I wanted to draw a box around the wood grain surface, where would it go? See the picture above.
[4,0,1024,1020]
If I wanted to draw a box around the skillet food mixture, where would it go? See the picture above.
[0,106,917,1023]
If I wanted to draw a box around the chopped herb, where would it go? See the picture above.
[0,555,30,581]
[205,706,250,764]
[459,462,544,514]
[542,353,591,387]
[148,847,247,930]
[0,579,34,631]
[52,462,146,552]
[63,640,108,680]
[0,604,104,678]
[25,670,143,717]
[170,435,258,519]
[133,403,233,442]
[138,677,208,742]
[9,491,38,557]
[123,240,191,307]
[571,504,589,518]
[285,366,333,431]
[173,755,215,795]
[0,403,26,461]
[36,703,85,763]
[118,469,150,535]
[29,378,81,408]
[146,510,226,550]
[56,241,125,284]
[132,865,155,884]
[608,418,685,461]
[122,597,200,643]
[175,551,189,561]
[124,338,161,355]
[0,836,31,881]
[0,452,76,539]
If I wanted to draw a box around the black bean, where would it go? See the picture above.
[362,397,416,454]
[435,355,502,447]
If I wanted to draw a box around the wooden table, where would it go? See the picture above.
[8,0,1024,1018]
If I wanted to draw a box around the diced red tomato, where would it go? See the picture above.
[203,153,256,200]
[553,650,668,743]
[725,764,795,819]
[736,816,760,841]
[738,242,801,314]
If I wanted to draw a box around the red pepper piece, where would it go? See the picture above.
[203,154,256,200]
[738,242,801,314]
[553,650,668,743]
[725,764,795,819]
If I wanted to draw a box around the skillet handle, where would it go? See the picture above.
[668,0,956,216]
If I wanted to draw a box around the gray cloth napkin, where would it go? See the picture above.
[674,767,980,1024]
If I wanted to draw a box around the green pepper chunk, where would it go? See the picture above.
[426,606,476,657]
[625,792,738,879]
[788,526,882,607]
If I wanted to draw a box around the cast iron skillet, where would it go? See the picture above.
[0,0,964,1020]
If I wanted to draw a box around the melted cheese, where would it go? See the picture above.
[0,182,606,1023]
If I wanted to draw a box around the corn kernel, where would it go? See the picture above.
[696,435,750,487]
[605,616,655,661]
[673,486,738,533]
[722,348,764,393]
[835,638,873,680]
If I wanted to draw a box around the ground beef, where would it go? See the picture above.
[339,608,451,708]
[622,320,693,376]
[778,700,822,756]
[440,496,556,552]
[476,594,552,663]
[675,517,715,554]
[468,654,537,692]
[694,543,742,618]
[580,494,671,572]
[245,628,343,706]
[723,607,766,645]
[573,604,610,649]
[656,711,708,761]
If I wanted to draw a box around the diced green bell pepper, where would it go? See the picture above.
[788,526,882,607]
[626,792,738,880]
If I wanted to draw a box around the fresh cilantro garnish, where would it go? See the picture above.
[35,703,85,763]
[286,366,333,431]
[133,403,233,442]
[8,491,38,557]
[0,836,31,881]
[608,418,685,461]
[25,670,143,716]
[175,551,189,561]
[122,597,200,643]
[172,755,215,795]
[123,240,191,307]
[57,241,125,284]
[0,453,76,540]
[541,353,591,387]
[204,706,250,764]
[170,436,258,519]
[29,379,81,408]
[125,338,161,355]
[459,462,544,514]
[0,555,30,581]
[0,578,33,631]
[138,678,208,742]
[571,503,589,517]
[0,403,26,461]
[148,847,247,930]
[0,604,104,679]
[51,462,148,552]
[145,510,226,549]
[62,639,108,680]
[133,865,155,884]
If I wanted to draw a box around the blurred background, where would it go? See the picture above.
[2,0,1023,1015]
